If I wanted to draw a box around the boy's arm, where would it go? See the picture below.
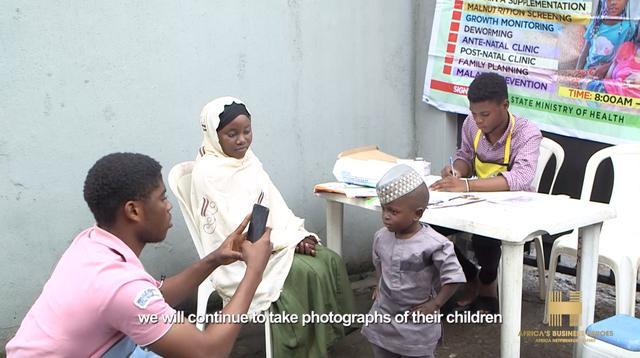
[430,172,509,192]
[372,233,382,300]
[411,283,461,314]
[466,176,509,192]
[434,283,460,309]
[453,159,471,178]
[441,159,472,179]
[160,215,250,306]
[412,239,466,313]
[159,258,222,307]
[148,230,272,358]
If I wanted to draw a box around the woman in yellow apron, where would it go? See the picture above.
[472,114,515,179]
[430,73,543,314]
[449,114,515,313]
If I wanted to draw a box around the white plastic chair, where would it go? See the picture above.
[532,137,565,194]
[497,137,565,306]
[168,161,273,357]
[544,144,640,323]
[530,137,565,300]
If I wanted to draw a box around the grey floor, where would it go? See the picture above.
[229,265,639,358]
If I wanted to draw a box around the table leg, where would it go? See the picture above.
[501,242,524,358]
[326,200,344,256]
[574,223,602,358]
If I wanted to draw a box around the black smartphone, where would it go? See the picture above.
[247,204,270,243]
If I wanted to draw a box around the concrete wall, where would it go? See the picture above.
[413,0,459,172]
[1,0,455,348]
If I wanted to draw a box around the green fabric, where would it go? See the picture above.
[270,246,356,358]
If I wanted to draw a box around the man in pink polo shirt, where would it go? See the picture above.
[6,152,272,357]
[430,72,543,314]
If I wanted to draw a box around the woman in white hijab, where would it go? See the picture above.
[191,97,355,357]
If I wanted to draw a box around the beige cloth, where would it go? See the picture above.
[190,96,316,312]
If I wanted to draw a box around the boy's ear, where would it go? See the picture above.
[415,207,425,220]
[123,200,144,223]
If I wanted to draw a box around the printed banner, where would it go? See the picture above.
[423,0,640,144]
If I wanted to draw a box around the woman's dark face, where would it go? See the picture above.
[217,114,252,159]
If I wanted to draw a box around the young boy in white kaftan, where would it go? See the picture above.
[361,165,466,358]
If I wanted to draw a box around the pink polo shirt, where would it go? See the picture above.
[6,226,175,357]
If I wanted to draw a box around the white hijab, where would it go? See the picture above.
[190,96,314,312]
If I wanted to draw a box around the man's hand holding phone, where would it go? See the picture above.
[209,211,273,272]
[209,214,250,266]
[244,203,272,273]
[242,227,272,274]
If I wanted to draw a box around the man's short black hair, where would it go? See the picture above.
[83,153,162,227]
[467,72,508,104]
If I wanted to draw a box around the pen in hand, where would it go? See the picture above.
[449,156,457,177]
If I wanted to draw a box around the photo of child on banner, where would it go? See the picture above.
[566,0,640,97]
[578,0,636,74]
[423,0,640,143]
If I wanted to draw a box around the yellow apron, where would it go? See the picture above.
[473,114,515,179]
